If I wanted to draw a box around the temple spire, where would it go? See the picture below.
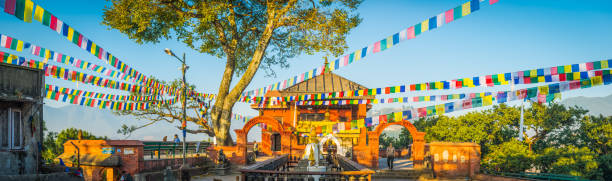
[323,56,330,74]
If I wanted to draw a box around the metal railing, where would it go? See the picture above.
[239,154,374,181]
[482,170,592,181]
[142,141,210,160]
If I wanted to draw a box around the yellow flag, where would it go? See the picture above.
[573,72,581,80]
[435,105,445,115]
[67,28,75,41]
[24,0,34,22]
[33,5,44,22]
[394,112,402,121]
[357,119,365,128]
[421,19,429,33]
[538,86,549,95]
[564,65,572,73]
[354,50,361,61]
[592,76,603,85]
[16,41,24,51]
[530,69,537,77]
[537,76,545,83]
[483,96,493,106]
[90,43,97,54]
[465,78,474,87]
[462,1,471,16]
[602,60,609,68]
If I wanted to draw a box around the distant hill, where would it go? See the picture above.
[560,94,612,116]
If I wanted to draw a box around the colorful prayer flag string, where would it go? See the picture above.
[308,75,610,134]
[242,59,610,106]
[241,0,499,98]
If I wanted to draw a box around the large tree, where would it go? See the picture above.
[103,0,362,145]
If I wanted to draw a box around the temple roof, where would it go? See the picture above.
[274,72,375,99]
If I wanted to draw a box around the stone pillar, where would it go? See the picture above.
[412,132,426,168]
[234,129,247,165]
[105,168,115,181]
[367,132,380,169]
[281,130,292,155]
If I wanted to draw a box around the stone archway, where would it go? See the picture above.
[318,134,346,156]
[235,116,290,164]
[367,120,426,169]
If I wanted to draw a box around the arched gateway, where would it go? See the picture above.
[356,120,426,168]
[368,120,425,167]
[235,116,292,164]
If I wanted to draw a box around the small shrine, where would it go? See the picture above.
[234,61,427,168]
[248,60,374,158]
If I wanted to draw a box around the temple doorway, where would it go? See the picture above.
[271,133,281,151]
[318,134,346,156]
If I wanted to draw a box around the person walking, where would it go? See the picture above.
[386,143,395,170]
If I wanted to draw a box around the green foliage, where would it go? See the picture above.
[425,104,518,155]
[535,146,599,178]
[379,128,412,149]
[42,128,107,162]
[409,102,611,180]
[482,140,535,173]
[102,0,362,76]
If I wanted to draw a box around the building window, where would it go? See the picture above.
[1,108,23,150]
[299,113,324,122]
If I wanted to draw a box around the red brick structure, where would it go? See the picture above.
[358,121,426,168]
[57,140,207,181]
[231,71,428,169]
[57,140,143,181]
[427,142,481,178]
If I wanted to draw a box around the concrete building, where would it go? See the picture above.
[0,62,44,175]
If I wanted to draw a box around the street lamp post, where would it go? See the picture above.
[164,48,189,169]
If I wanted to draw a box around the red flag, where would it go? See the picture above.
[379,115,387,124]
[4,0,16,15]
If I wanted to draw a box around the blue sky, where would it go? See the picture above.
[1,0,611,141]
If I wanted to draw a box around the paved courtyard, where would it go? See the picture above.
[377,157,413,170]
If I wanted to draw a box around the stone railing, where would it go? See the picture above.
[239,154,374,181]
[242,154,289,171]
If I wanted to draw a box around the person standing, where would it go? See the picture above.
[173,134,181,143]
[386,143,395,170]
[253,142,259,156]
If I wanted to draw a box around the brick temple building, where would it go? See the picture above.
[233,69,427,168]
[249,71,375,156]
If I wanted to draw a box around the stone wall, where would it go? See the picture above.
[428,142,481,178]
[0,172,84,181]
[0,62,44,175]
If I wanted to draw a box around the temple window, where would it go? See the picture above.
[299,113,324,122]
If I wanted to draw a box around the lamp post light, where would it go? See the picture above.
[164,48,190,176]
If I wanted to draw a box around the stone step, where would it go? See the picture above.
[372,169,433,179]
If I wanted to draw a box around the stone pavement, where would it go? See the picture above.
[191,173,241,181]
[377,157,413,170]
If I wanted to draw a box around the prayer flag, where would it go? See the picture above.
[445,9,454,23]
[4,0,16,15]
[462,1,471,16]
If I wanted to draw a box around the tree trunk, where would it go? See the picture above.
[214,104,235,146]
